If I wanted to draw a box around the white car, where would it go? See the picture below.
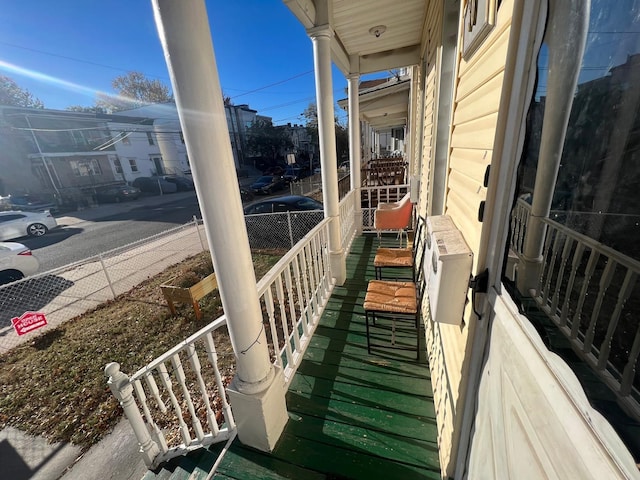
[0,211,58,241]
[0,242,39,284]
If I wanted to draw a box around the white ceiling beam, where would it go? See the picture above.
[359,44,421,74]
[283,0,316,28]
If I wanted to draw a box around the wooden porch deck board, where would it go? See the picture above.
[145,234,439,479]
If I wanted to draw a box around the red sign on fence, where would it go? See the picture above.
[12,312,48,336]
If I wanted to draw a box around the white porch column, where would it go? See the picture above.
[347,73,363,233]
[152,0,287,452]
[517,0,590,294]
[308,24,347,285]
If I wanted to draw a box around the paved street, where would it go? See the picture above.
[19,192,202,272]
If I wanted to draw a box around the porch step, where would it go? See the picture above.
[142,448,218,480]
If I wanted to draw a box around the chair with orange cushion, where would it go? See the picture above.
[364,223,426,359]
[373,192,414,246]
[373,216,424,280]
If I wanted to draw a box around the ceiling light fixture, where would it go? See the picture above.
[369,25,387,38]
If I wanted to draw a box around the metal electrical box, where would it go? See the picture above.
[426,229,473,325]
[425,215,457,289]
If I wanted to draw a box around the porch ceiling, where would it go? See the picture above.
[284,0,428,75]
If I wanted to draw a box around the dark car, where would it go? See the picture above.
[159,175,195,191]
[244,195,324,248]
[132,177,178,194]
[4,194,57,213]
[95,184,141,203]
[249,175,287,195]
[244,195,323,215]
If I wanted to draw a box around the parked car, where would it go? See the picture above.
[132,177,178,194]
[244,195,323,215]
[158,175,195,191]
[244,195,324,248]
[249,175,287,195]
[239,185,255,203]
[0,242,39,284]
[3,194,57,213]
[283,165,307,182]
[0,211,58,241]
[95,184,141,203]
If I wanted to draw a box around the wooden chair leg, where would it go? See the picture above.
[365,311,372,354]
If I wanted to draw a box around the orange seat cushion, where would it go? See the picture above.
[373,247,413,267]
[364,280,417,314]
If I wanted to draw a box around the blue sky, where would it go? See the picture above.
[0,0,354,125]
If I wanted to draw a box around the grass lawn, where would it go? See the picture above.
[0,250,283,450]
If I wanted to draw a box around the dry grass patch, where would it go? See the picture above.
[0,249,283,449]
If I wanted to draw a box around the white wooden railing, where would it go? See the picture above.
[510,201,640,418]
[105,216,336,467]
[339,189,358,252]
[104,316,235,468]
[257,218,334,386]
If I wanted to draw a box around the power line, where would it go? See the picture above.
[229,70,314,99]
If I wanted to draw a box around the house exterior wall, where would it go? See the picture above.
[417,0,515,476]
[109,122,162,181]
[0,114,40,195]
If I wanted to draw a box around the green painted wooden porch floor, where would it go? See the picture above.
[144,234,440,479]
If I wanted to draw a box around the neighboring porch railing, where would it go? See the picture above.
[106,216,337,468]
[510,200,640,418]
[361,184,410,232]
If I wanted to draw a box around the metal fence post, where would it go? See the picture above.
[105,363,160,468]
[99,254,117,299]
[193,215,206,251]
[287,211,295,248]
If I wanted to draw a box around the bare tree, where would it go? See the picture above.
[96,71,173,112]
[0,75,44,108]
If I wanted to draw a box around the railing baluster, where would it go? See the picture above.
[186,343,219,436]
[560,242,585,327]
[144,372,167,413]
[284,264,302,353]
[292,251,310,338]
[304,242,319,318]
[133,378,169,453]
[551,236,574,316]
[597,271,637,370]
[203,332,234,429]
[621,324,640,396]
[264,287,283,367]
[537,225,555,299]
[542,229,563,306]
[583,259,617,354]
[571,249,600,339]
[157,362,192,446]
[275,274,294,368]
[170,353,205,441]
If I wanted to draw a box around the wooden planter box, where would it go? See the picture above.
[160,273,217,320]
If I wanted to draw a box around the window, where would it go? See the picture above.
[70,159,102,176]
[146,132,155,145]
[0,214,25,222]
[113,158,123,174]
[128,158,139,172]
[120,132,131,145]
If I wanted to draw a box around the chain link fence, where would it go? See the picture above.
[244,210,324,250]
[0,219,207,354]
[0,210,325,354]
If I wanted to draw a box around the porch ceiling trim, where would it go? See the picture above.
[284,0,427,76]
